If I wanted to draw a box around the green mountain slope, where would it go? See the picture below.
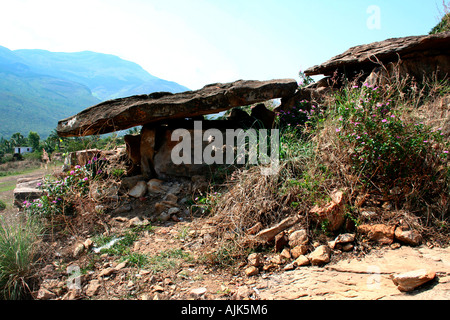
[0,46,190,139]
[13,49,189,101]
[0,46,101,139]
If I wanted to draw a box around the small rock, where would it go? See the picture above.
[234,286,253,299]
[391,269,436,292]
[308,245,331,266]
[291,245,308,259]
[128,181,148,198]
[165,193,178,203]
[140,269,151,276]
[270,254,285,265]
[159,211,172,222]
[357,224,395,245]
[328,240,336,249]
[73,243,85,258]
[168,207,180,215]
[342,243,354,252]
[115,261,128,270]
[112,204,132,215]
[147,179,167,193]
[391,243,401,249]
[36,288,56,300]
[394,227,422,246]
[288,229,308,248]
[155,202,167,214]
[245,266,259,276]
[121,175,145,190]
[262,264,276,271]
[190,287,207,297]
[280,248,291,259]
[309,189,346,231]
[294,255,310,267]
[86,280,101,297]
[84,239,93,249]
[99,267,115,277]
[140,293,151,300]
[153,285,165,292]
[283,263,295,271]
[247,253,262,267]
[335,233,355,244]
[128,216,149,227]
[62,289,81,300]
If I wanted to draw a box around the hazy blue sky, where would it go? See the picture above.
[0,0,446,89]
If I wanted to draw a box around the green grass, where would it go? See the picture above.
[146,248,193,273]
[0,216,43,299]
[0,181,16,193]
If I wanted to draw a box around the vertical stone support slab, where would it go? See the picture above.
[124,134,142,176]
[140,124,157,179]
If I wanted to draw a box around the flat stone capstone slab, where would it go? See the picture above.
[57,79,298,137]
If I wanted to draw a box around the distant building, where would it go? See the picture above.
[14,147,33,154]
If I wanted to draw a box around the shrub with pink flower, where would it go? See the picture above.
[333,82,449,195]
[24,157,102,217]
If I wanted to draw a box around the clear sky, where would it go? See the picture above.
[0,0,446,90]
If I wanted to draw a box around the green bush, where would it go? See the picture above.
[430,12,450,34]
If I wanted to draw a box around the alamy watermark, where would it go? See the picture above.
[170,121,280,176]
[367,5,381,30]
[67,264,81,290]
[366,265,381,290]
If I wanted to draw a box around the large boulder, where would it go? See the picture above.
[57,79,298,137]
[304,31,450,80]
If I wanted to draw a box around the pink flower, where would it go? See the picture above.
[382,119,387,123]
[83,177,89,181]
[336,128,341,133]
[443,151,449,154]
[70,170,75,175]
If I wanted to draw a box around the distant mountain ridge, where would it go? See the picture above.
[0,45,189,139]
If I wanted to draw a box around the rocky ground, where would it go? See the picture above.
[35,212,450,301]
[2,170,449,301]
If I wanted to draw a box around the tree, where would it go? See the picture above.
[10,132,26,148]
[27,131,40,151]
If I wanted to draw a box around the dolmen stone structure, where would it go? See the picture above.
[281,31,450,109]
[57,79,298,179]
[57,32,450,179]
